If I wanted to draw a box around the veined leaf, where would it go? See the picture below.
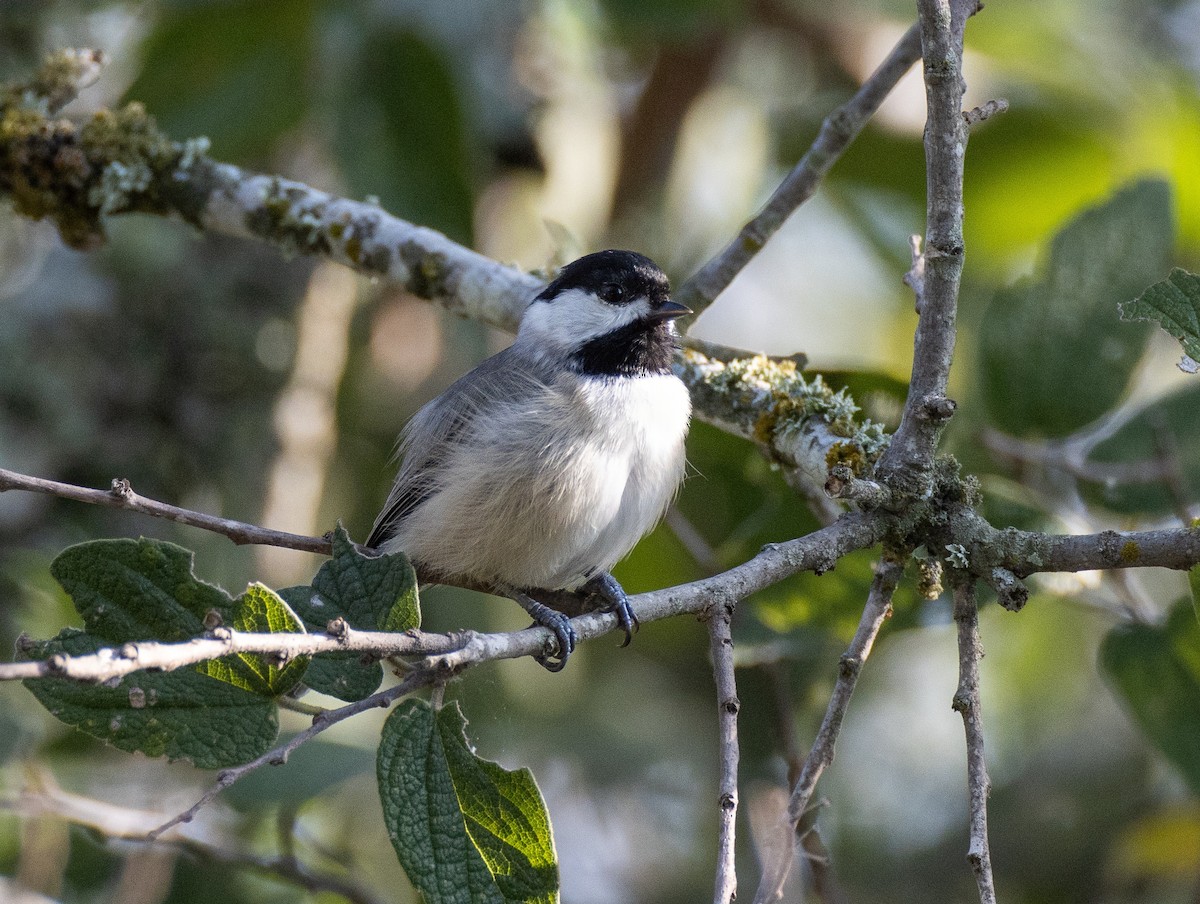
[24,630,277,769]
[283,525,418,702]
[377,700,558,904]
[1120,268,1200,370]
[198,583,308,697]
[25,538,313,766]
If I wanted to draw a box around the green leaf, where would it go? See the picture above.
[126,0,316,161]
[198,583,308,697]
[979,179,1173,438]
[51,537,233,642]
[1083,384,1200,516]
[51,538,307,697]
[377,700,559,904]
[23,630,278,769]
[332,27,475,243]
[25,538,316,765]
[314,526,419,633]
[282,526,418,702]
[1101,601,1200,795]
[1120,269,1200,368]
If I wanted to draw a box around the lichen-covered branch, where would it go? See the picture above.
[677,350,890,498]
[0,51,885,496]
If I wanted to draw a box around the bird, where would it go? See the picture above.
[366,249,692,670]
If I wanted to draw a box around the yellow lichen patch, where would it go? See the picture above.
[1120,541,1140,564]
[826,441,867,477]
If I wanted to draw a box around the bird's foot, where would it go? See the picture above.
[513,592,577,672]
[583,572,639,647]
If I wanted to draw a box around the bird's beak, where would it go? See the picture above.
[647,300,692,321]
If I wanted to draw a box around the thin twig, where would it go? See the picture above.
[4,778,388,904]
[665,506,724,575]
[951,581,997,904]
[707,595,740,904]
[751,559,902,904]
[0,468,330,554]
[981,428,1175,486]
[675,23,924,316]
[962,98,1009,126]
[1149,412,1196,525]
[798,822,846,904]
[148,672,428,840]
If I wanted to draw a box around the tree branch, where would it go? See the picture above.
[874,0,975,495]
[0,54,890,503]
[148,671,428,839]
[752,559,902,904]
[707,594,740,904]
[5,774,388,904]
[2,509,887,683]
[0,468,329,554]
[674,22,923,316]
[951,581,997,904]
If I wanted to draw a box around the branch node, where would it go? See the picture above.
[838,654,862,679]
[824,465,891,508]
[920,395,958,422]
[267,650,291,669]
[984,567,1028,612]
[46,652,69,676]
[723,697,741,715]
[208,625,232,642]
[202,609,223,630]
[962,98,1009,126]
[326,617,349,642]
[109,477,133,500]
[719,792,737,811]
[118,642,139,660]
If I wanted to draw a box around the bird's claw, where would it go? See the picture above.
[585,572,639,647]
[515,593,577,671]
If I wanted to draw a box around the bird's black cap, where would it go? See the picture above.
[536,249,671,308]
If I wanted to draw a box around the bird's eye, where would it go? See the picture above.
[598,283,626,304]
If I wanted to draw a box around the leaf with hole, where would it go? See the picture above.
[282,525,419,701]
[1120,268,1200,371]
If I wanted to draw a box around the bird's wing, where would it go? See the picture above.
[365,346,547,549]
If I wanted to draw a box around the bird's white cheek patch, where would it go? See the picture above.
[519,291,650,350]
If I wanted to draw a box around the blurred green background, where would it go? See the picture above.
[3,0,1200,901]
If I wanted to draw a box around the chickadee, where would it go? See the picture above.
[367,249,692,669]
